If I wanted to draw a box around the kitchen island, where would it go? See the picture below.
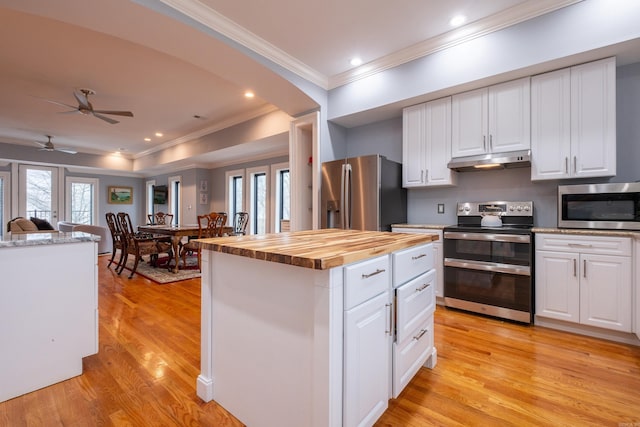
[0,232,99,402]
[196,229,439,427]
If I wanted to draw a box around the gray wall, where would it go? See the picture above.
[343,61,640,228]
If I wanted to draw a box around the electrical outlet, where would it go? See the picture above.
[437,203,445,214]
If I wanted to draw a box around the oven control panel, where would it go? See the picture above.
[457,201,533,217]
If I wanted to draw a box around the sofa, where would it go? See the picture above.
[7,217,57,234]
[57,221,111,254]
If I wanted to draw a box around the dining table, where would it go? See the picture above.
[137,224,232,273]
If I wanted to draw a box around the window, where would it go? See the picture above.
[226,169,244,226]
[66,177,98,224]
[168,175,181,225]
[271,163,290,232]
[247,167,268,235]
[146,180,156,219]
[18,164,60,223]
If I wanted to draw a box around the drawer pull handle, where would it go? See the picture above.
[568,243,593,248]
[416,283,429,292]
[362,268,385,279]
[412,254,427,260]
[413,328,428,341]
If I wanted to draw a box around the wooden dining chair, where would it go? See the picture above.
[105,212,126,270]
[154,212,173,225]
[232,212,249,236]
[116,212,172,279]
[179,214,213,272]
[209,212,228,237]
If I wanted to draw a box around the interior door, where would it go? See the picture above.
[18,165,59,226]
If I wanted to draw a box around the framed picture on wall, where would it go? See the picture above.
[200,180,208,192]
[108,186,133,204]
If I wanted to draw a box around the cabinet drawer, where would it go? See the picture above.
[392,315,434,398]
[393,244,434,286]
[535,234,631,256]
[344,255,390,310]
[395,270,436,344]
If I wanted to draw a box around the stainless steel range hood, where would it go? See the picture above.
[447,149,531,172]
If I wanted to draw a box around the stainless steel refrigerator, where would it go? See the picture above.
[321,154,407,231]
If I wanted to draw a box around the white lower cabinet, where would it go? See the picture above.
[535,233,632,332]
[343,255,391,427]
[344,291,391,427]
[343,244,437,427]
[391,244,437,398]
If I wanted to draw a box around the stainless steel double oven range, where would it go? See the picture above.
[443,201,534,323]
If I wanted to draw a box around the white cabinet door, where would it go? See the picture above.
[452,78,530,158]
[570,57,616,178]
[403,98,456,188]
[531,68,571,180]
[535,250,580,323]
[451,87,488,158]
[424,97,456,187]
[532,57,616,181]
[488,77,531,153]
[580,254,632,332]
[344,291,390,427]
[402,104,425,187]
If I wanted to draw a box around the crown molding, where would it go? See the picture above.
[328,0,582,89]
[159,0,581,91]
[158,0,328,88]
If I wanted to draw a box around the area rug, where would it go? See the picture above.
[120,254,201,284]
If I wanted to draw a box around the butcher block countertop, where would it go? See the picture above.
[198,228,438,270]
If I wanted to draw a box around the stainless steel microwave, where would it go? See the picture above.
[558,183,640,230]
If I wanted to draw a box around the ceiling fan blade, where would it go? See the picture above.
[92,112,119,124]
[44,99,78,110]
[34,141,47,148]
[73,90,90,109]
[92,109,134,117]
[56,148,77,154]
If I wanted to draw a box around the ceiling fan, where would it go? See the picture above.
[46,88,134,124]
[35,135,77,154]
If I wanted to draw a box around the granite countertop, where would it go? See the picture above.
[0,231,101,248]
[391,223,450,230]
[198,228,439,270]
[532,227,640,238]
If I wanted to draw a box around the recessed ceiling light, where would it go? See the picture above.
[350,57,363,67]
[244,91,255,98]
[144,137,151,142]
[155,132,163,137]
[450,15,466,27]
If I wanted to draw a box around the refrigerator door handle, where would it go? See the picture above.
[343,163,352,229]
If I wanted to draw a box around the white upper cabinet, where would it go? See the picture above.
[451,77,530,158]
[531,57,616,180]
[402,104,426,187]
[402,97,457,188]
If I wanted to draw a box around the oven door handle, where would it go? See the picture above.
[444,231,530,243]
[445,258,531,276]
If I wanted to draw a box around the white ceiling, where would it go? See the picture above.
[0,0,584,173]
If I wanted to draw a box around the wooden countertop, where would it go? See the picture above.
[197,228,438,270]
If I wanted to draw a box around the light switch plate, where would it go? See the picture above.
[437,204,445,214]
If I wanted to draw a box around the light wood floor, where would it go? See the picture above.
[1,255,639,426]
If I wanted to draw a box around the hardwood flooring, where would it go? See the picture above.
[1,255,639,426]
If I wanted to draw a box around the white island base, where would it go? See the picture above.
[197,251,342,426]
[197,233,438,427]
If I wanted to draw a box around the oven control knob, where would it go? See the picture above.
[509,206,515,211]
[524,205,531,211]
[517,205,523,211]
